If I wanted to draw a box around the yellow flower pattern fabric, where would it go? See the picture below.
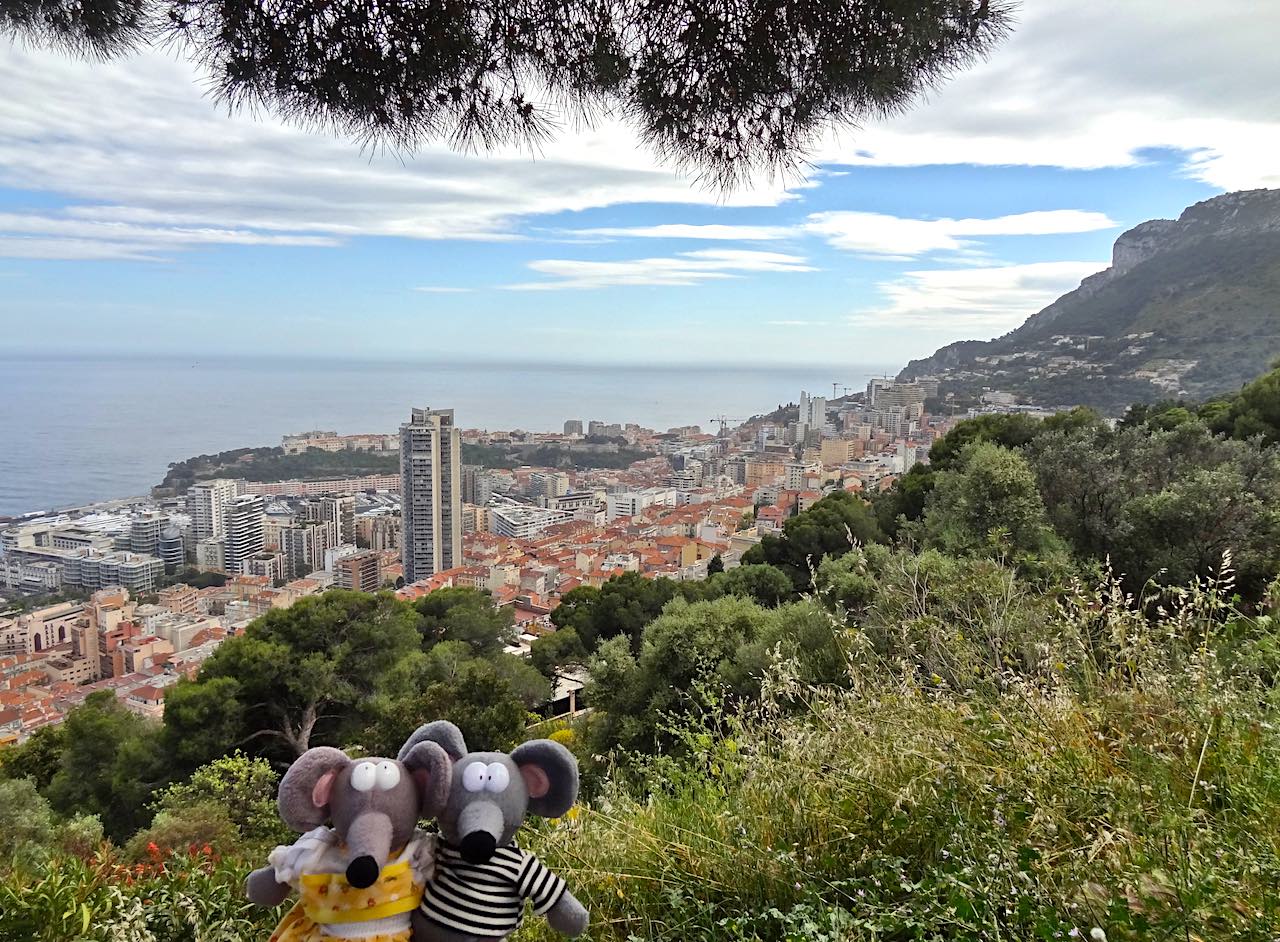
[268,858,424,942]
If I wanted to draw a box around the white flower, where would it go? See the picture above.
[1090,928,1107,942]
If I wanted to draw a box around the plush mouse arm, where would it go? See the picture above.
[543,884,589,937]
[245,824,340,907]
[245,866,293,907]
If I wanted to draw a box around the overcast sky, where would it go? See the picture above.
[1,0,1277,367]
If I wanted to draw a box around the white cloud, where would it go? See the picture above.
[0,237,166,261]
[1,0,1277,263]
[817,1,1280,190]
[507,249,815,290]
[0,211,339,260]
[570,224,791,241]
[850,261,1109,333]
[0,47,805,262]
[803,210,1117,258]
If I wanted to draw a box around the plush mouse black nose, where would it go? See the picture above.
[460,831,497,864]
[346,855,380,889]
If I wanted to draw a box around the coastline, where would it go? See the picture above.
[0,358,899,519]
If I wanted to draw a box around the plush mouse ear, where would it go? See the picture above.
[510,739,578,819]
[398,720,468,762]
[401,739,452,817]
[278,746,351,831]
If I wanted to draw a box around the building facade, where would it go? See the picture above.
[334,550,381,593]
[305,496,355,547]
[279,521,333,579]
[186,479,239,542]
[129,512,167,556]
[224,494,265,575]
[157,525,185,572]
[530,471,570,500]
[399,407,462,583]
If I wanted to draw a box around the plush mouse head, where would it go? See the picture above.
[278,738,452,889]
[398,721,578,865]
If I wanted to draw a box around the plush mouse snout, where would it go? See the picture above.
[460,830,498,864]
[456,799,506,863]
[345,855,380,888]
[340,809,395,888]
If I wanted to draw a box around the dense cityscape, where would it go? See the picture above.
[6,3,1280,937]
[0,375,1038,743]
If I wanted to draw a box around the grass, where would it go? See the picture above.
[522,683,1280,941]
[515,559,1280,941]
[4,556,1279,942]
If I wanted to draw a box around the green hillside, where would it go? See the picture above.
[901,190,1280,413]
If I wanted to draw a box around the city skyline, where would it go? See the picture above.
[2,1,1278,366]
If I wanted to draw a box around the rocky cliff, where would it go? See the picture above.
[899,189,1280,414]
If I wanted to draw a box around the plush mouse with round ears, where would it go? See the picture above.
[245,735,452,911]
[402,721,589,942]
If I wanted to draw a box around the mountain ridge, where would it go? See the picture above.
[899,189,1280,413]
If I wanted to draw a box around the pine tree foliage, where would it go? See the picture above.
[1,0,1015,185]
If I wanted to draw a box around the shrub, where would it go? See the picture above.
[149,753,288,856]
[124,803,241,863]
[0,848,280,942]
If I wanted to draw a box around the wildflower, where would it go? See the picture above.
[1090,929,1107,942]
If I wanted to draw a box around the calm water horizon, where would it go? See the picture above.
[0,354,896,517]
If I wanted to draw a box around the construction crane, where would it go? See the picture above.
[710,415,745,436]
[831,381,854,399]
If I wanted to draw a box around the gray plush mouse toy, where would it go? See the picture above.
[398,721,589,942]
[244,736,452,942]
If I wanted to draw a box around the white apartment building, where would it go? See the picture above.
[196,537,225,572]
[530,471,570,499]
[488,497,572,541]
[186,479,239,542]
[224,494,265,575]
[400,407,462,583]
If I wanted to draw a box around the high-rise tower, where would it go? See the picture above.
[399,407,462,583]
[224,494,265,575]
[186,479,238,542]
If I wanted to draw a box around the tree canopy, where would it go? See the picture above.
[550,572,709,651]
[3,0,1013,185]
[44,691,167,842]
[165,590,422,762]
[1208,361,1280,445]
[413,587,515,655]
[921,441,1063,564]
[742,489,884,592]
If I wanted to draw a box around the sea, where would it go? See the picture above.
[0,354,895,517]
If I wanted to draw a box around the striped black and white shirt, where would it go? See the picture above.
[419,840,567,936]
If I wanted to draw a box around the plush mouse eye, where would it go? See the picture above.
[375,761,401,791]
[484,762,510,793]
[350,762,377,792]
[462,762,488,793]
